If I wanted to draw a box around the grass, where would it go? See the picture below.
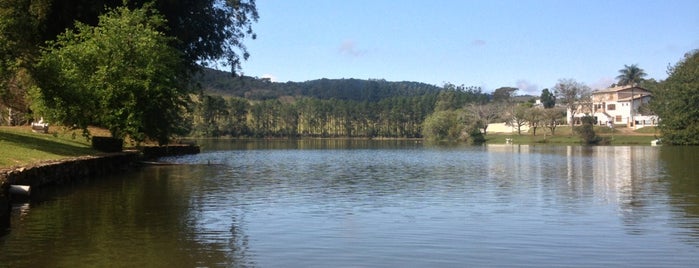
[0,126,100,169]
[0,124,661,169]
[485,126,656,145]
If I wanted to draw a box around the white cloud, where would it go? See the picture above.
[338,40,368,57]
[516,79,540,96]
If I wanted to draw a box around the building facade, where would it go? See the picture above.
[566,85,656,127]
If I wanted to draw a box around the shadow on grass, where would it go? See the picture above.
[0,131,96,157]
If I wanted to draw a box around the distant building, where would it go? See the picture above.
[566,85,657,128]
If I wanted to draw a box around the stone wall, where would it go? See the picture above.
[0,152,138,187]
[0,152,138,232]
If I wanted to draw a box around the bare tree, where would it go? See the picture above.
[505,105,529,135]
[543,107,565,135]
[524,107,543,136]
[466,103,502,134]
[553,78,591,127]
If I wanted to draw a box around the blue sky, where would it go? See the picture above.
[239,0,699,95]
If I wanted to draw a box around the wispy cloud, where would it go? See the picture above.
[516,79,540,96]
[338,40,368,57]
[470,39,487,47]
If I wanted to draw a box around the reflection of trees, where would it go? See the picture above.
[0,166,252,267]
[660,146,699,241]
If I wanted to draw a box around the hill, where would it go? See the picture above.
[193,68,443,102]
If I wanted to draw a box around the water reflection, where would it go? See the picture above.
[660,146,699,244]
[0,166,253,267]
[2,142,699,267]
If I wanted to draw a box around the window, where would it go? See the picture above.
[615,115,622,122]
[607,104,616,110]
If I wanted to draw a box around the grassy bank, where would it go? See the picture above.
[485,126,658,145]
[0,126,99,169]
[0,125,660,169]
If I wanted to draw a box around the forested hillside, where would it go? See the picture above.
[195,68,443,101]
[190,68,491,139]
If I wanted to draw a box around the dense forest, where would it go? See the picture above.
[196,68,444,101]
[190,68,491,139]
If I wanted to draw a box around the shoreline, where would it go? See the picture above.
[0,144,200,234]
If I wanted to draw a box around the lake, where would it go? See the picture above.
[1,140,698,267]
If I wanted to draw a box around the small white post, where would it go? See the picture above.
[9,185,31,196]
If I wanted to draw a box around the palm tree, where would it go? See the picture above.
[616,64,647,126]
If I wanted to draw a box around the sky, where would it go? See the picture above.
[237,0,699,95]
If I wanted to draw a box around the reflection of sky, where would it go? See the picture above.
[182,145,699,266]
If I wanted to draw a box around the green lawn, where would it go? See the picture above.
[0,126,98,169]
[485,126,656,145]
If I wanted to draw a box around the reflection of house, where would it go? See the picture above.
[567,85,656,127]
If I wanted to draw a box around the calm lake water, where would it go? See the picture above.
[2,140,699,267]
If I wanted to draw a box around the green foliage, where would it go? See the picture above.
[492,87,518,103]
[32,5,189,144]
[421,109,484,144]
[0,0,51,120]
[653,50,699,145]
[540,88,555,108]
[575,116,601,145]
[422,110,463,141]
[616,64,647,86]
[195,69,448,102]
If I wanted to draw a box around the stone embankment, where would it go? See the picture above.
[0,144,199,233]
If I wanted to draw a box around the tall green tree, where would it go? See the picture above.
[0,0,51,123]
[492,87,518,103]
[652,50,699,145]
[32,5,189,144]
[540,88,555,108]
[422,110,462,141]
[616,64,647,87]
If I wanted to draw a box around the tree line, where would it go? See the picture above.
[190,82,492,139]
[189,79,571,143]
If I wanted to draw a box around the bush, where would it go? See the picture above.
[576,116,600,145]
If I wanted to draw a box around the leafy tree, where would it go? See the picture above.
[492,87,518,103]
[32,5,189,144]
[540,88,555,108]
[0,0,51,123]
[554,78,591,128]
[652,50,699,145]
[422,110,462,141]
[616,64,647,87]
[576,115,601,145]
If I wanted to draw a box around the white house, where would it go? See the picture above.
[566,85,656,128]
